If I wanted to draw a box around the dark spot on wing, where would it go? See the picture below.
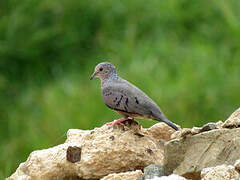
[149,110,154,116]
[113,97,118,103]
[125,98,129,107]
[135,97,139,104]
[116,95,123,107]
[124,105,128,112]
[105,92,112,96]
[105,104,141,116]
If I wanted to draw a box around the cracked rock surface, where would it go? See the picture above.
[164,108,240,180]
[7,107,240,180]
[7,120,174,180]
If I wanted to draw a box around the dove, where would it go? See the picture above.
[90,62,178,130]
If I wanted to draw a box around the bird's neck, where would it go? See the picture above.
[101,73,119,86]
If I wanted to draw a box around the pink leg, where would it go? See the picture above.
[106,117,133,126]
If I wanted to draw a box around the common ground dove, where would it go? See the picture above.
[90,62,178,130]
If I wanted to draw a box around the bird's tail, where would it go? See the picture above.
[156,115,178,131]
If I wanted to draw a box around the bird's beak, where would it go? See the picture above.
[90,71,98,80]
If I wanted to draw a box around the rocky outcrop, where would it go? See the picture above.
[164,128,240,179]
[7,120,174,180]
[7,107,240,180]
[164,108,240,179]
[222,107,240,128]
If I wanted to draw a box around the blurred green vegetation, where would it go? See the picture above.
[1,0,240,178]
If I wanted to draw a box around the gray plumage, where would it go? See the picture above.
[90,62,178,130]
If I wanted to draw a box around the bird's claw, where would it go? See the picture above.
[106,117,133,126]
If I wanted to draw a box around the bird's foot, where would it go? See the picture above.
[106,117,133,126]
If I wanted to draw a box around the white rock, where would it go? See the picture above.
[201,164,240,180]
[146,174,187,180]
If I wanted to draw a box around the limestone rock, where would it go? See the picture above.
[201,165,240,180]
[164,128,240,179]
[190,127,202,135]
[145,123,180,142]
[215,121,224,129]
[7,120,164,180]
[100,170,143,180]
[170,130,182,140]
[143,164,165,179]
[200,123,217,132]
[234,159,240,172]
[145,174,187,180]
[6,163,32,180]
[222,107,240,128]
[170,122,222,140]
[170,127,199,139]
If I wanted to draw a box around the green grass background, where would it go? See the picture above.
[1,0,240,178]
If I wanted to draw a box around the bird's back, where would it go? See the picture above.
[101,77,164,120]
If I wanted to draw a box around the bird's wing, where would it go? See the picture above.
[101,79,179,130]
[101,80,161,118]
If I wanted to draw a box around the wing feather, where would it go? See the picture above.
[101,80,161,118]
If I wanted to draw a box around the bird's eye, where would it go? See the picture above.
[99,67,103,71]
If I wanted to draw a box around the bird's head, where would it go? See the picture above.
[90,62,117,80]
